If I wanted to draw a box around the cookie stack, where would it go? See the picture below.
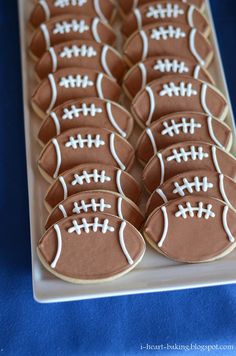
[121,0,236,263]
[28,1,146,284]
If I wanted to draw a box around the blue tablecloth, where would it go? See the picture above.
[1,1,236,355]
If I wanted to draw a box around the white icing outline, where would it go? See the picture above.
[140,30,148,61]
[40,23,51,49]
[106,102,126,138]
[211,145,221,174]
[138,62,147,90]
[146,128,157,155]
[110,133,126,170]
[145,86,155,126]
[119,221,134,265]
[92,17,101,43]
[51,224,62,269]
[52,138,61,179]
[189,28,205,66]
[117,197,123,220]
[59,176,68,200]
[223,206,235,242]
[101,45,113,78]
[187,5,195,27]
[157,152,165,185]
[134,8,142,30]
[193,65,201,79]
[47,74,57,114]
[48,47,58,72]
[94,0,107,23]
[158,206,168,248]
[50,111,61,135]
[58,204,68,218]
[219,174,233,209]
[201,83,212,116]
[96,72,104,99]
[207,116,224,149]
[155,188,168,203]
[116,170,124,196]
[39,0,50,21]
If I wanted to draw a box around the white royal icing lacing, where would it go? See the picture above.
[53,19,89,34]
[159,82,197,97]
[68,217,115,234]
[62,103,102,120]
[150,25,186,40]
[71,169,111,186]
[146,3,184,19]
[175,202,215,219]
[72,199,111,214]
[167,146,209,163]
[153,59,189,74]
[173,177,214,197]
[60,44,97,58]
[161,118,201,137]
[65,134,105,149]
[54,0,87,7]
[59,74,93,88]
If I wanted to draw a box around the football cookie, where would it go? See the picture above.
[38,127,135,181]
[131,75,228,128]
[122,1,210,39]
[45,190,144,230]
[123,56,214,100]
[38,98,134,145]
[123,22,213,66]
[29,0,116,29]
[144,196,236,263]
[142,141,236,194]
[136,112,232,165]
[45,163,142,209]
[38,213,146,283]
[29,15,116,59]
[35,40,127,82]
[119,0,205,17]
[31,68,121,118]
[146,170,236,216]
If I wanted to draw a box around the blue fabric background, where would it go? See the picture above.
[1,1,236,355]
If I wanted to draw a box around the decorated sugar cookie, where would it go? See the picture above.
[29,0,116,29]
[119,0,205,17]
[123,56,214,100]
[146,170,236,216]
[45,163,142,210]
[38,98,134,145]
[142,141,236,194]
[38,127,135,181]
[131,75,228,128]
[31,68,121,118]
[144,196,236,263]
[123,22,213,66]
[122,1,210,39]
[35,40,127,81]
[136,112,232,165]
[45,190,144,230]
[29,14,116,59]
[38,213,146,283]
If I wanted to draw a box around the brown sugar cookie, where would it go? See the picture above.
[38,98,134,145]
[146,170,236,216]
[122,1,210,39]
[38,127,135,181]
[144,196,236,263]
[31,68,121,118]
[131,75,228,128]
[35,40,127,82]
[29,14,116,59]
[45,190,144,230]
[142,141,236,194]
[123,56,214,100]
[44,163,142,210]
[38,213,146,283]
[123,22,213,67]
[29,0,116,29]
[136,112,232,165]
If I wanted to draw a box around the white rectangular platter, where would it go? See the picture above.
[18,0,236,303]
